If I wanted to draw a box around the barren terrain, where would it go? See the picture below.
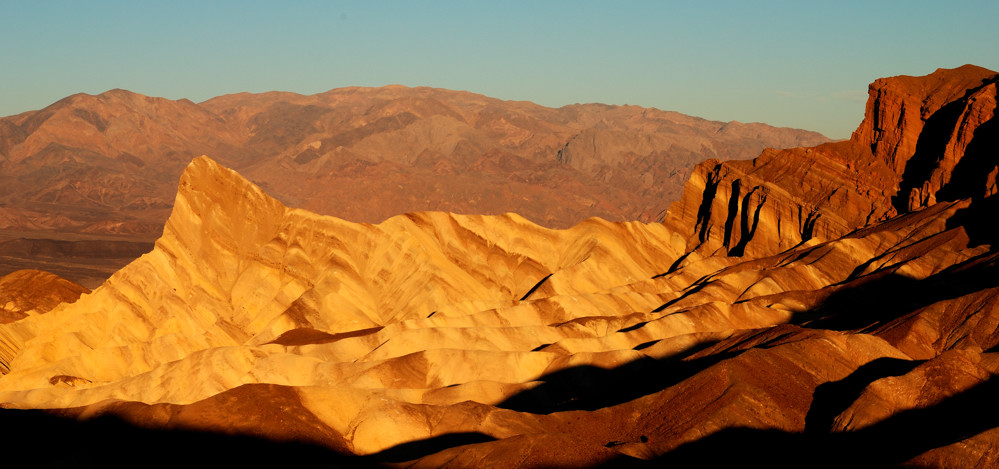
[0,86,825,285]
[0,65,996,467]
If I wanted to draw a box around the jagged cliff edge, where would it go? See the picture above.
[664,64,998,261]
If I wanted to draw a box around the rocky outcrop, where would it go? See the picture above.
[852,65,996,175]
[2,66,998,467]
[851,64,998,211]
[898,78,998,209]
[664,140,901,259]
[0,150,996,466]
[665,65,999,260]
[0,270,88,324]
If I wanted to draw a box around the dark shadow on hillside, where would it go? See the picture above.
[947,193,999,248]
[383,257,999,463]
[495,340,730,414]
[892,96,969,213]
[936,110,998,203]
[728,187,767,257]
[804,357,923,433]
[793,250,999,333]
[694,164,722,244]
[601,376,999,468]
[364,432,497,464]
[519,273,553,301]
[496,248,999,416]
[0,408,378,469]
[891,78,997,213]
[267,326,384,346]
[386,229,999,463]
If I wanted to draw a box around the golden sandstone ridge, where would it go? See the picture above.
[0,65,997,468]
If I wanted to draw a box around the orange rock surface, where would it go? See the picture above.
[0,270,88,324]
[0,65,997,467]
[665,65,999,260]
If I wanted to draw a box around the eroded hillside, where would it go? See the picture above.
[0,86,827,286]
[0,65,996,468]
[0,86,827,234]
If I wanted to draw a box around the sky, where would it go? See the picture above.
[1,1,996,139]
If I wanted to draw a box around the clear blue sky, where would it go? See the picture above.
[1,1,996,139]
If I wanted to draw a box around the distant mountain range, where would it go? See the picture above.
[0,85,827,236]
[0,65,996,467]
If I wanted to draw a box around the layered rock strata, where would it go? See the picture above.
[0,152,995,467]
[0,65,997,467]
[665,65,998,260]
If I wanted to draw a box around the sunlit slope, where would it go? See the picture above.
[0,65,996,466]
[0,155,994,464]
[0,156,685,404]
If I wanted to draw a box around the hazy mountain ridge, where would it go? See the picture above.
[0,86,827,286]
[0,85,827,234]
[0,65,997,467]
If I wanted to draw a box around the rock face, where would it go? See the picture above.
[851,64,999,211]
[665,65,999,260]
[664,141,900,259]
[852,65,995,175]
[0,65,997,468]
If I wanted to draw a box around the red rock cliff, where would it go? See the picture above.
[665,65,999,260]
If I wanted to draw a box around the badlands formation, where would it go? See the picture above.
[0,85,824,287]
[0,65,996,467]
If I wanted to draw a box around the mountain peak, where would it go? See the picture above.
[853,65,997,174]
[1,65,998,464]
[166,155,287,256]
[852,66,998,211]
[177,155,283,215]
